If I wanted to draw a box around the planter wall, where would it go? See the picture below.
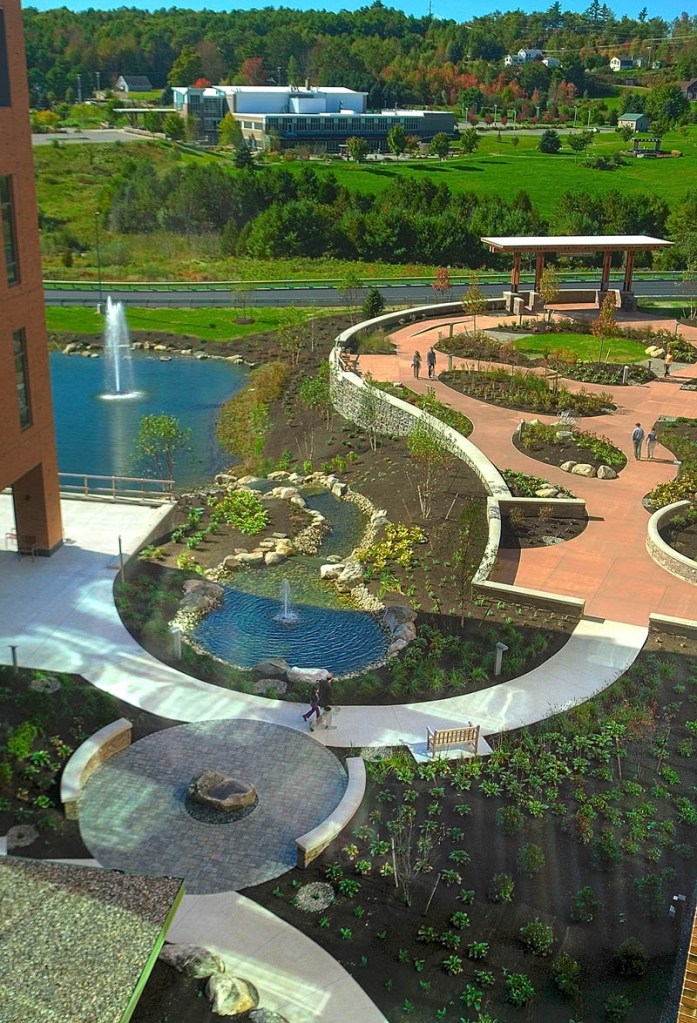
[647,500,697,585]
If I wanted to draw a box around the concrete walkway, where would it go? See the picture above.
[372,309,697,626]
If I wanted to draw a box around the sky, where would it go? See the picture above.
[24,0,688,21]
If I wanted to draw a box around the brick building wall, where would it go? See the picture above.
[0,0,62,554]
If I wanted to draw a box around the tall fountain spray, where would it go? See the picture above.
[103,296,135,397]
[274,578,299,625]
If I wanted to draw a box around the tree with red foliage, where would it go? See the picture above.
[193,78,211,89]
[432,267,453,299]
[240,57,267,85]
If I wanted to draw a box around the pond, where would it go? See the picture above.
[49,352,248,487]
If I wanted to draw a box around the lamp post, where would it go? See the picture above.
[95,211,103,313]
[573,105,578,127]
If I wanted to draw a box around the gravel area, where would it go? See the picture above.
[0,858,183,1023]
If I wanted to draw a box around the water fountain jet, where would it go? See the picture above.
[102,296,136,399]
[274,578,299,626]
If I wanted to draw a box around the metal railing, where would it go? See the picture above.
[58,472,175,502]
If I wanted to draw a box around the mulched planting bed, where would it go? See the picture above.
[649,417,697,509]
[500,513,587,549]
[512,429,626,475]
[244,638,697,1023]
[440,367,616,417]
[0,666,173,858]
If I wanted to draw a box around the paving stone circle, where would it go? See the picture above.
[79,719,348,894]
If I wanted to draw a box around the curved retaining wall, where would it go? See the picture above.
[330,304,586,616]
[647,500,697,585]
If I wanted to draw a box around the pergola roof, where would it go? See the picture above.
[0,857,184,1023]
[481,235,673,254]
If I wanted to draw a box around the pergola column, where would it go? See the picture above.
[600,251,612,292]
[511,251,522,292]
[534,253,545,293]
[623,251,635,293]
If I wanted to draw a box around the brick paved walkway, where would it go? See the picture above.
[79,720,347,894]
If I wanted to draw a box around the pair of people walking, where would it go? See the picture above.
[412,347,437,379]
[631,423,658,461]
[302,674,335,730]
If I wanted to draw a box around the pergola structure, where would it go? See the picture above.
[481,234,673,312]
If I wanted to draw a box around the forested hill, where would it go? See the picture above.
[23,3,697,106]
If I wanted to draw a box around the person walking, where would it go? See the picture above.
[664,350,674,377]
[646,426,657,460]
[412,350,422,379]
[426,346,436,379]
[302,685,321,731]
[319,673,335,729]
[631,423,644,461]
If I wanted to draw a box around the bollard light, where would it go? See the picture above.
[170,624,182,659]
[494,641,508,676]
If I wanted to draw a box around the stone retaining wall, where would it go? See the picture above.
[296,756,366,868]
[330,303,587,617]
[647,500,697,585]
[61,718,133,821]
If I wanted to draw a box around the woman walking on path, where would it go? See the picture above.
[646,427,657,460]
[412,351,422,379]
[302,686,321,731]
[319,674,335,729]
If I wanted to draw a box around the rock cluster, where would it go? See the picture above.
[381,605,418,658]
[559,461,617,480]
[158,943,287,1019]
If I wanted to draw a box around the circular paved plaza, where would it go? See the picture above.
[79,719,348,894]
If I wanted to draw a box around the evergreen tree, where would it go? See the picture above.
[362,286,385,319]
[538,129,562,153]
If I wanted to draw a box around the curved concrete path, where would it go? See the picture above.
[371,308,697,626]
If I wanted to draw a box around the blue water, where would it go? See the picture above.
[49,352,248,486]
[193,587,388,675]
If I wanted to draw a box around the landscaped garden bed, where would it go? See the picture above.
[243,637,697,1023]
[658,504,697,562]
[500,507,587,549]
[500,468,574,499]
[440,367,615,416]
[513,421,627,476]
[650,417,697,508]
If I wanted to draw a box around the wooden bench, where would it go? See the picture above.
[427,725,481,759]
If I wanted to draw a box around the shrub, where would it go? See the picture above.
[571,885,602,922]
[519,918,554,956]
[488,872,515,903]
[517,843,545,877]
[210,489,268,534]
[552,954,581,997]
[7,722,39,760]
[0,761,12,789]
[497,804,525,835]
[175,552,203,574]
[505,970,535,1005]
[604,993,631,1021]
[615,937,648,977]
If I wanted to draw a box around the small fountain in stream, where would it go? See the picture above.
[274,578,299,625]
[102,296,137,399]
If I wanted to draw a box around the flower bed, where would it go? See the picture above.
[372,380,473,437]
[515,421,626,475]
[441,368,615,417]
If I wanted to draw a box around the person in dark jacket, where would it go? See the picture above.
[319,674,335,728]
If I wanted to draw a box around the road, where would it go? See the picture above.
[44,279,685,308]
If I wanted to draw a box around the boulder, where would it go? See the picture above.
[560,460,577,473]
[286,666,333,686]
[387,638,409,658]
[290,496,307,508]
[179,580,224,612]
[264,551,286,566]
[278,487,299,500]
[222,555,240,571]
[249,1010,289,1023]
[320,563,344,580]
[253,657,289,677]
[206,974,259,1017]
[370,510,389,529]
[237,476,260,486]
[267,471,289,481]
[331,482,348,498]
[287,473,303,484]
[271,532,289,539]
[236,551,265,566]
[159,943,225,979]
[534,486,558,498]
[195,352,209,360]
[571,463,596,477]
[189,771,257,812]
[159,355,172,362]
[597,464,618,480]
[382,605,417,632]
[335,561,364,592]
[392,621,417,643]
[63,342,82,355]
[153,344,170,352]
[274,539,295,557]
[181,349,193,356]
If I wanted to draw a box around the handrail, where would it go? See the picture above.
[58,472,175,501]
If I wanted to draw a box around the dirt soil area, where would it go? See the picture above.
[500,514,587,549]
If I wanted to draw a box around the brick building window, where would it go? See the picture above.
[13,328,32,430]
[0,9,10,107]
[0,175,19,284]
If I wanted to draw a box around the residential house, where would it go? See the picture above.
[114,75,153,94]
[542,57,561,68]
[617,112,649,132]
[610,57,635,72]
[680,78,697,101]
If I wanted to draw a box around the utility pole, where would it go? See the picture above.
[493,103,497,126]
[95,70,101,94]
[587,108,591,128]
[573,105,578,127]
[76,73,82,104]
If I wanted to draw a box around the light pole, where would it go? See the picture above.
[493,103,497,126]
[95,211,103,313]
[573,105,578,127]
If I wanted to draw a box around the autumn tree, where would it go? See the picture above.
[339,270,364,323]
[240,57,267,85]
[539,264,560,321]
[432,267,453,301]
[462,273,488,333]
[167,46,204,88]
[591,293,618,360]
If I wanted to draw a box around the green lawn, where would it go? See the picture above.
[513,331,650,363]
[45,305,331,341]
